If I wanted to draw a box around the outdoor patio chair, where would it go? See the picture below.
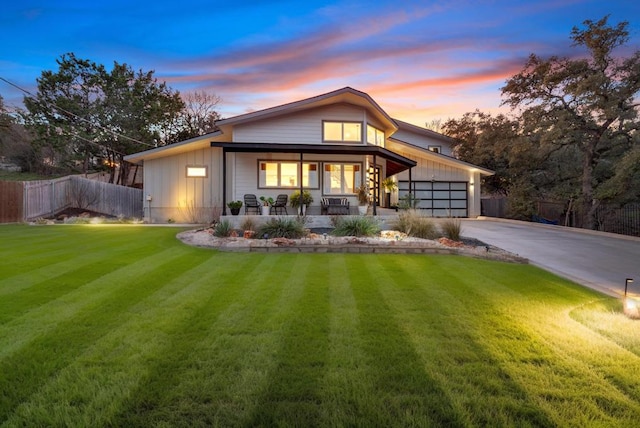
[270,194,289,215]
[244,194,261,214]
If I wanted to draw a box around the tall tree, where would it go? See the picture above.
[23,54,102,173]
[23,53,186,181]
[501,16,640,229]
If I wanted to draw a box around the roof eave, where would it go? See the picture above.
[215,87,397,131]
[388,137,494,176]
[124,130,223,164]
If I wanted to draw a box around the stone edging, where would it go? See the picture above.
[177,230,528,264]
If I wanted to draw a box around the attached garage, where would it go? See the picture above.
[399,180,468,217]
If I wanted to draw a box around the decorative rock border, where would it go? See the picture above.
[177,230,528,264]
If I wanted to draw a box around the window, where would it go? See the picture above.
[428,145,441,154]
[323,163,362,194]
[367,125,385,147]
[259,161,319,188]
[323,121,362,142]
[186,166,207,177]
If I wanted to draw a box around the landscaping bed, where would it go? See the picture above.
[177,228,527,262]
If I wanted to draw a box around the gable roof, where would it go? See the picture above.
[124,131,222,164]
[216,87,397,132]
[392,119,455,144]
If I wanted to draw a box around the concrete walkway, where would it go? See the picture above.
[460,218,640,297]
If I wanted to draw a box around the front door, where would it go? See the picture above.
[368,165,381,206]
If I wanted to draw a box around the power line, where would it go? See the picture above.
[0,76,156,148]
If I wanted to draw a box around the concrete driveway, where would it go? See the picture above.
[460,218,640,297]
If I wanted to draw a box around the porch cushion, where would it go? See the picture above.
[321,197,350,215]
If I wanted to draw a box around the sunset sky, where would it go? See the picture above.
[1,1,639,127]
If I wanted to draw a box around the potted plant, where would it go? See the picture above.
[381,177,397,208]
[355,184,369,215]
[227,200,243,215]
[289,190,314,215]
[259,196,274,215]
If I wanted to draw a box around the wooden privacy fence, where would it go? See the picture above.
[0,181,23,223]
[1,176,143,222]
[23,177,73,220]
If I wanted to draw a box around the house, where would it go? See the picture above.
[124,87,493,223]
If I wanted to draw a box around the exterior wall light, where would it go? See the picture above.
[623,278,638,319]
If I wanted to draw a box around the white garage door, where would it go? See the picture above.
[398,181,468,217]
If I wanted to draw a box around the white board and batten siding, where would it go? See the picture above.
[228,152,366,209]
[233,104,384,144]
[143,148,222,223]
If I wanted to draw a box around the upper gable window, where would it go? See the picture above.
[323,121,362,143]
[367,125,385,147]
[428,145,441,154]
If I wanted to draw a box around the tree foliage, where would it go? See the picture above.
[0,95,35,171]
[445,16,640,228]
[501,16,640,229]
[21,53,221,182]
[171,91,221,141]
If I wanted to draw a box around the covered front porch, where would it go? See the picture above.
[221,208,401,230]
[211,142,416,217]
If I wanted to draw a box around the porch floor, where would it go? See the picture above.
[223,208,400,229]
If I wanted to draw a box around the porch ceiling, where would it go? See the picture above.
[210,142,416,177]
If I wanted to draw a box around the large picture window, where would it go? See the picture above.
[259,161,319,188]
[323,121,362,142]
[323,163,362,194]
[367,125,385,147]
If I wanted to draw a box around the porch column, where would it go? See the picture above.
[372,154,377,216]
[299,152,304,216]
[222,148,227,216]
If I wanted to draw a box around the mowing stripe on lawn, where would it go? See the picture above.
[4,250,265,426]
[440,256,640,425]
[114,254,315,426]
[0,243,195,360]
[246,256,330,427]
[320,255,371,425]
[0,226,183,281]
[3,225,640,426]
[371,255,556,426]
[0,241,161,323]
[347,255,465,427]
[0,249,218,423]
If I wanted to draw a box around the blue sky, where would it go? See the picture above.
[1,0,639,126]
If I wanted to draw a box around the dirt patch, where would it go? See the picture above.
[47,208,116,221]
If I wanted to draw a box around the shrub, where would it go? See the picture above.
[391,210,438,239]
[398,193,419,209]
[289,190,314,208]
[240,217,256,232]
[332,216,380,237]
[227,200,243,209]
[257,217,306,239]
[441,218,463,241]
[213,219,234,237]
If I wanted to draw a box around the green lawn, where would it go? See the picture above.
[1,225,639,427]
